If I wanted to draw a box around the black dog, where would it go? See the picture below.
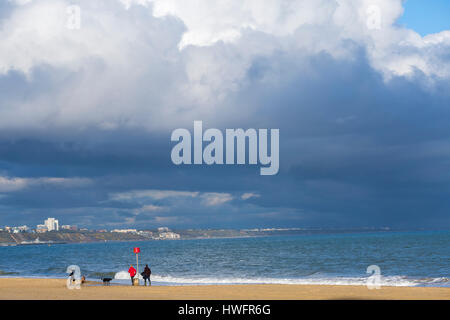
[102,277,112,285]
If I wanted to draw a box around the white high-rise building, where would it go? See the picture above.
[44,218,59,231]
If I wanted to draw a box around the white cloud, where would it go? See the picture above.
[130,0,450,79]
[111,189,234,207]
[8,0,32,5]
[0,0,449,134]
[0,176,92,192]
[201,192,233,206]
[110,190,199,201]
[0,176,28,192]
[133,204,166,214]
[241,192,260,200]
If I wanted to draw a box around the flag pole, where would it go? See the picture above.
[136,253,139,285]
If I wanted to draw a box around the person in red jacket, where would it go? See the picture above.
[128,264,137,285]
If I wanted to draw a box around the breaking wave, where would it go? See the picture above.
[114,271,143,280]
[113,272,449,287]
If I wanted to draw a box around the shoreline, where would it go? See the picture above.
[0,278,449,300]
[0,275,448,288]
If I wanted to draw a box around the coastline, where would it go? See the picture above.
[0,278,449,300]
[0,229,413,247]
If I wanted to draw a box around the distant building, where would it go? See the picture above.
[112,229,137,233]
[159,232,180,240]
[11,225,29,233]
[137,231,153,237]
[61,225,78,231]
[44,218,59,231]
[3,225,30,233]
[36,224,48,233]
[158,227,169,232]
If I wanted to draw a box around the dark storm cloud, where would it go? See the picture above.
[2,51,450,229]
[228,50,450,228]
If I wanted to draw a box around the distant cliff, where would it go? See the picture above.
[0,231,147,245]
[0,228,391,245]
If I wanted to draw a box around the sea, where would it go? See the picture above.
[0,231,449,287]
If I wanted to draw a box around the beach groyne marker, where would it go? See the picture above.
[134,247,140,285]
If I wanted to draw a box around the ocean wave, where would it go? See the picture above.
[0,272,447,287]
[114,271,143,280]
[0,270,19,275]
[416,277,449,284]
[1,269,447,288]
[143,274,449,287]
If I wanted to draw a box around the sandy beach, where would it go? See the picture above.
[0,278,448,300]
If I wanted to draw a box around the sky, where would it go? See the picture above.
[0,0,450,230]
[399,0,450,35]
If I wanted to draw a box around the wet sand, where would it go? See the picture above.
[0,278,448,300]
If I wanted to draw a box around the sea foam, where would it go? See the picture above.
[114,271,143,280]
[112,273,448,287]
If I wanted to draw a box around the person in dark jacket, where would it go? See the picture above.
[141,264,151,286]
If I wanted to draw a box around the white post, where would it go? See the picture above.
[136,253,139,285]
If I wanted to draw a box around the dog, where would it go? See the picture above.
[101,277,112,285]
